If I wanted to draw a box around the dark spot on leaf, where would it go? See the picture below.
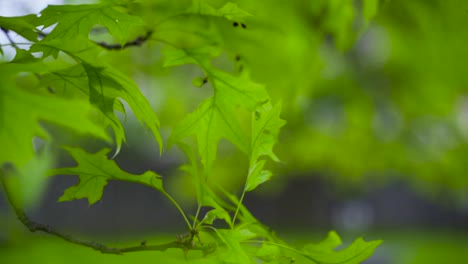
[48,86,55,94]
[140,240,147,246]
[241,23,247,29]
[1,162,15,173]
[235,54,241,61]
[233,22,239,27]
[255,111,261,120]
[203,77,208,84]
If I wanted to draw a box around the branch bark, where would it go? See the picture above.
[0,166,215,255]
[95,31,153,50]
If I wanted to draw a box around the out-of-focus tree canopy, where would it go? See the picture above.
[112,0,467,198]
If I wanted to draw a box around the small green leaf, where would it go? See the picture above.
[49,147,163,205]
[245,160,272,192]
[245,103,285,192]
[202,208,232,225]
[251,103,286,163]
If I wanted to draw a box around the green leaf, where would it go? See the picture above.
[0,64,110,167]
[169,97,248,169]
[30,40,163,154]
[178,142,233,226]
[216,228,257,264]
[245,103,285,192]
[165,47,269,169]
[49,147,163,205]
[37,4,144,45]
[201,208,232,225]
[83,62,163,154]
[245,160,272,192]
[0,15,40,41]
[251,103,285,163]
[301,231,382,264]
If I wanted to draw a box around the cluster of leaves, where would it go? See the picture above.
[0,0,381,263]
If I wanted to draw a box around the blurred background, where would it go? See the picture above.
[1,0,468,263]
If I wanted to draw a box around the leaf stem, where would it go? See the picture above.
[231,189,246,229]
[162,192,192,230]
[192,204,202,229]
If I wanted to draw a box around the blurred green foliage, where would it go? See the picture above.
[101,0,468,199]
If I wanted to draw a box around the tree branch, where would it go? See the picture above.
[1,27,19,49]
[0,166,215,255]
[95,31,153,50]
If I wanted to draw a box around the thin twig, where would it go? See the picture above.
[0,167,215,255]
[95,30,153,50]
[1,27,19,49]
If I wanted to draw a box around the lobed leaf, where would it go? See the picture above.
[36,4,144,57]
[49,147,164,205]
[0,62,110,167]
[301,231,382,264]
[245,103,285,192]
[165,47,269,169]
[30,39,163,154]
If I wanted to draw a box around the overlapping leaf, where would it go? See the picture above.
[0,62,110,168]
[0,15,40,42]
[35,4,144,57]
[178,141,233,226]
[165,47,269,168]
[30,40,163,154]
[49,147,164,205]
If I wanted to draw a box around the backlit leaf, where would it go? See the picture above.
[0,62,110,167]
[36,4,144,53]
